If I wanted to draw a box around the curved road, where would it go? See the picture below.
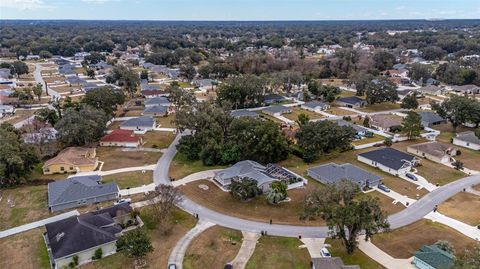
[154,132,480,237]
[33,63,61,100]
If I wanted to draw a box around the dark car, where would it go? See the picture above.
[377,184,391,193]
[224,264,233,269]
[406,173,418,181]
[168,264,177,269]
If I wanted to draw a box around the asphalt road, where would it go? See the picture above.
[33,63,61,100]
[155,131,480,237]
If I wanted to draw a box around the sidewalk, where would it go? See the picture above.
[357,235,415,269]
[119,183,156,196]
[229,231,261,269]
[0,210,79,238]
[424,212,480,241]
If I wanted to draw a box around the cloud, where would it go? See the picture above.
[0,0,54,11]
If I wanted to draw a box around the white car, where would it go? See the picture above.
[320,247,331,257]
[114,198,131,205]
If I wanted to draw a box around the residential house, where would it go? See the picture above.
[450,84,480,94]
[0,104,15,118]
[264,94,286,104]
[307,163,381,189]
[142,105,168,117]
[213,160,303,192]
[120,117,156,133]
[47,175,119,212]
[43,147,98,175]
[336,96,367,108]
[66,76,87,86]
[230,109,259,119]
[100,129,143,148]
[192,79,216,92]
[357,147,418,176]
[334,119,369,136]
[415,85,444,96]
[453,131,480,150]
[144,96,171,108]
[141,89,169,98]
[417,111,446,128]
[407,142,457,164]
[311,257,360,269]
[262,105,292,117]
[369,114,403,131]
[26,54,40,60]
[412,244,454,269]
[44,204,133,268]
[380,69,408,78]
[94,61,113,75]
[59,64,77,76]
[301,100,330,112]
[74,52,90,61]
[0,68,12,80]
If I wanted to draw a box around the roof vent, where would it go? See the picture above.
[55,232,65,242]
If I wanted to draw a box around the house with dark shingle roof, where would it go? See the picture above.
[307,163,381,189]
[336,96,367,108]
[48,175,119,212]
[44,204,132,268]
[417,111,446,128]
[143,105,168,117]
[230,109,259,119]
[357,147,418,176]
[453,131,480,150]
[412,244,454,269]
[262,105,292,117]
[301,100,330,112]
[144,96,171,108]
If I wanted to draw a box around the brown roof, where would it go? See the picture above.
[44,147,97,168]
[370,114,403,129]
[408,141,457,158]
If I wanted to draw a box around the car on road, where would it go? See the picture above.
[114,198,131,205]
[377,184,391,192]
[224,264,233,269]
[168,264,177,269]
[320,247,331,257]
[406,173,418,181]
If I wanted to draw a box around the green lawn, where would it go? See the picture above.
[36,235,51,269]
[359,102,401,112]
[177,81,194,88]
[352,134,385,146]
[143,131,176,148]
[326,238,385,269]
[168,153,227,180]
[246,236,310,269]
[103,171,153,189]
[283,107,324,122]
[155,113,177,128]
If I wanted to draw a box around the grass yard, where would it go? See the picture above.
[474,185,480,191]
[179,179,326,226]
[155,113,176,128]
[102,171,153,189]
[143,131,176,148]
[43,76,65,84]
[372,219,476,259]
[359,102,401,112]
[338,90,357,97]
[326,106,358,116]
[107,121,122,130]
[122,109,143,117]
[326,238,385,269]
[1,109,36,125]
[258,113,283,124]
[283,107,324,122]
[246,236,310,269]
[50,85,78,94]
[169,153,227,180]
[0,228,50,269]
[0,185,51,230]
[352,134,385,146]
[184,226,242,269]
[82,208,197,269]
[439,192,480,226]
[177,81,193,88]
[366,191,405,215]
[96,147,162,170]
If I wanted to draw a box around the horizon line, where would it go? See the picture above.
[1,18,480,22]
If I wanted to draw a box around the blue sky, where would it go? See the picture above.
[1,0,479,20]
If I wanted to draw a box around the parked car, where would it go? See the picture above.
[377,184,391,193]
[224,264,233,269]
[168,264,177,269]
[406,173,418,181]
[114,198,132,205]
[320,247,331,257]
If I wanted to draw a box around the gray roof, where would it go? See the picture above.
[358,148,416,170]
[143,105,167,115]
[120,116,155,128]
[141,84,161,91]
[215,160,274,186]
[416,85,442,94]
[66,76,87,85]
[230,110,259,118]
[262,105,290,114]
[48,175,119,207]
[455,131,480,145]
[337,96,366,105]
[45,205,130,259]
[144,96,171,106]
[312,257,360,269]
[308,163,381,187]
[417,111,444,125]
[302,100,329,109]
[333,119,367,133]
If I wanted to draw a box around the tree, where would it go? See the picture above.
[432,95,479,132]
[402,112,422,140]
[400,93,419,109]
[453,160,464,170]
[86,68,95,79]
[39,50,53,59]
[384,137,393,147]
[180,64,196,80]
[0,123,40,187]
[296,121,356,162]
[230,179,262,201]
[454,243,480,269]
[363,116,370,127]
[216,75,266,109]
[266,181,288,205]
[32,83,43,102]
[109,66,140,96]
[140,69,149,81]
[365,78,399,105]
[348,72,374,96]
[36,108,60,126]
[10,61,29,78]
[302,180,389,254]
[55,105,108,147]
[296,113,310,126]
[372,51,395,71]
[145,184,182,234]
[434,240,455,254]
[166,82,196,109]
[82,87,125,116]
[409,63,432,84]
[116,229,153,267]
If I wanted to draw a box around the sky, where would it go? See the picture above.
[1,0,479,21]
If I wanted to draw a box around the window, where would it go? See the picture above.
[60,167,65,171]
[69,167,74,170]
[44,168,50,173]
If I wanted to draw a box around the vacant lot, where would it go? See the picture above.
[96,147,162,170]
[359,102,401,112]
[0,185,51,230]
[326,106,358,116]
[184,226,242,269]
[143,131,176,148]
[83,208,197,269]
[2,109,36,125]
[372,219,476,258]
[439,192,480,226]
[352,134,385,146]
[283,107,324,122]
[246,236,310,269]
[326,238,385,269]
[156,113,177,128]
[179,179,325,226]
[43,76,65,84]
[169,153,227,180]
[103,171,153,189]
[107,121,122,130]
[0,228,50,269]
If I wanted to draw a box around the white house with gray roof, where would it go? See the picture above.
[48,175,119,212]
[307,163,381,189]
[231,109,259,119]
[357,147,418,176]
[453,131,480,150]
[262,105,292,117]
[144,96,171,108]
[417,111,446,128]
[120,117,156,133]
[301,100,330,112]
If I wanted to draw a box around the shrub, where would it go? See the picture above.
[92,248,103,260]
